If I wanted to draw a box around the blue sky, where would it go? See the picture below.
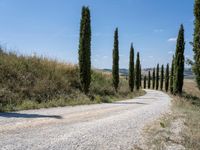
[0,0,194,69]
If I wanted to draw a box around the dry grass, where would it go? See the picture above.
[144,79,200,150]
[174,80,200,149]
[183,79,200,97]
[0,50,145,112]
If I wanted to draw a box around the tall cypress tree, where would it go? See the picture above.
[156,64,160,90]
[170,56,175,94]
[139,64,142,87]
[148,71,151,89]
[152,68,155,89]
[165,63,169,92]
[78,6,91,94]
[144,75,147,89]
[112,28,119,92]
[135,52,140,90]
[193,0,200,89]
[160,65,164,90]
[129,43,134,92]
[173,25,185,95]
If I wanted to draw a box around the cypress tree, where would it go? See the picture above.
[170,56,175,94]
[156,64,160,90]
[152,68,155,89]
[135,52,140,90]
[160,65,164,90]
[148,71,151,89]
[139,64,142,87]
[78,6,91,94]
[173,25,185,95]
[129,43,134,92]
[112,28,119,92]
[165,63,169,92]
[193,0,200,89]
[144,75,147,89]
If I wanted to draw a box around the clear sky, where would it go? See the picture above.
[0,0,194,69]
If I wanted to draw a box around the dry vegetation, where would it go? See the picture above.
[143,79,200,150]
[0,50,144,112]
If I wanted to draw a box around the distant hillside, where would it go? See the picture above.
[102,68,194,79]
[101,68,128,76]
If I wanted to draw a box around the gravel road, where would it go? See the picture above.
[0,90,171,150]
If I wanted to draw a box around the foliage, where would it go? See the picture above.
[139,64,142,87]
[144,75,147,89]
[135,52,141,90]
[170,56,175,94]
[165,64,169,92]
[173,25,185,95]
[148,71,151,89]
[193,0,200,89]
[156,64,160,90]
[78,6,91,94]
[152,68,156,89]
[112,28,119,92]
[160,65,164,90]
[129,43,134,92]
[0,51,144,112]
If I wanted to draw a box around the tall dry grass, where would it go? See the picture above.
[0,50,144,112]
[143,79,200,149]
[174,79,200,149]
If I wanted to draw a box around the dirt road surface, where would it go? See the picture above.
[0,90,171,150]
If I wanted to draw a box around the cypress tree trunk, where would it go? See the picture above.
[165,63,169,92]
[156,64,159,90]
[160,65,164,90]
[173,25,185,95]
[135,52,140,90]
[148,71,151,89]
[129,43,134,92]
[78,6,91,94]
[144,75,146,89]
[152,68,155,89]
[193,0,200,89]
[170,56,175,94]
[112,28,119,92]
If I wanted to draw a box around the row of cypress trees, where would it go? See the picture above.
[112,26,145,92]
[78,6,185,95]
[143,25,185,95]
[143,63,170,92]
[78,7,143,94]
[113,27,142,92]
[78,7,140,93]
[152,0,200,93]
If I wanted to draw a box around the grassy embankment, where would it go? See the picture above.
[144,79,200,149]
[0,50,145,112]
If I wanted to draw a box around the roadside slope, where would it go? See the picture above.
[0,90,171,150]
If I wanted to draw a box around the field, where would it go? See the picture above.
[0,50,144,112]
[144,79,200,149]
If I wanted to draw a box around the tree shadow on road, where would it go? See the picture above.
[0,112,62,119]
